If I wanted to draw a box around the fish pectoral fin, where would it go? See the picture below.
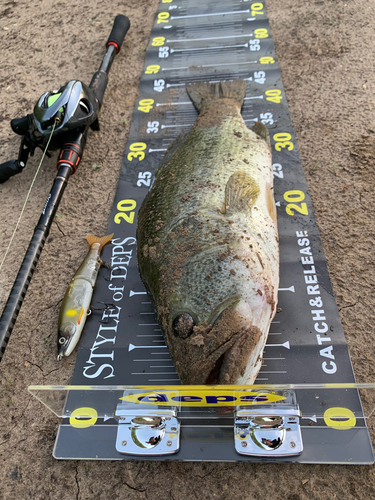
[266,182,278,223]
[250,121,271,148]
[222,172,260,214]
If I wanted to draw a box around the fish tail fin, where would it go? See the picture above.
[186,79,247,112]
[86,233,114,250]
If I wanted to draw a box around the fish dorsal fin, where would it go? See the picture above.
[86,233,114,250]
[222,172,260,214]
[250,121,271,148]
[186,80,247,112]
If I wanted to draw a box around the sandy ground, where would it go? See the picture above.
[0,0,374,498]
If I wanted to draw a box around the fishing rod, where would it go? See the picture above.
[0,14,130,362]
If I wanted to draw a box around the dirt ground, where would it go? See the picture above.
[0,0,374,498]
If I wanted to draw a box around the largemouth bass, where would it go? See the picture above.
[57,233,113,360]
[137,79,279,384]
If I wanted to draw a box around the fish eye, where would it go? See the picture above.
[173,313,195,339]
[59,337,66,345]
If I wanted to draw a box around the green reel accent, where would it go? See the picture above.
[47,93,64,113]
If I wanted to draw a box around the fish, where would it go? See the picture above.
[136,79,279,385]
[57,233,113,360]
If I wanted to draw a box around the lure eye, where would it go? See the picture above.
[59,337,66,345]
[173,313,195,339]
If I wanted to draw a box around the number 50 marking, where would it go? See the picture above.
[115,199,137,224]
[284,190,308,216]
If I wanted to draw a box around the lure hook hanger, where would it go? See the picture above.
[0,15,131,362]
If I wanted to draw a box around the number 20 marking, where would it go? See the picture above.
[115,199,137,224]
[284,190,308,216]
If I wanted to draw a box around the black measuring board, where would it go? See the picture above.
[53,0,374,463]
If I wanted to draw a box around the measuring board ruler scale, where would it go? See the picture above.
[52,0,374,462]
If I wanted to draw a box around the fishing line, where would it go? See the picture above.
[0,120,57,274]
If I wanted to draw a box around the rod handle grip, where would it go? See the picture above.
[106,15,130,53]
[89,71,108,108]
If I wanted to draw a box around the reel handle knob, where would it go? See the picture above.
[106,15,130,53]
[0,160,24,183]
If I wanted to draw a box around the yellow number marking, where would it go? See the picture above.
[260,56,275,64]
[127,142,147,162]
[152,37,165,46]
[251,2,264,15]
[70,407,98,428]
[145,65,160,74]
[115,199,137,224]
[273,132,294,152]
[157,12,170,23]
[138,98,154,113]
[254,28,268,38]
[265,89,282,103]
[324,407,356,430]
[284,190,308,216]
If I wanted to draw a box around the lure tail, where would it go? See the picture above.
[86,233,114,250]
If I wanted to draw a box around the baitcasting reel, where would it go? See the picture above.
[0,80,100,183]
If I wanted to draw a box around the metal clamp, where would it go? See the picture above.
[234,391,303,457]
[115,407,180,456]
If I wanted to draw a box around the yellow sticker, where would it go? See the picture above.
[66,309,79,317]
[120,388,286,407]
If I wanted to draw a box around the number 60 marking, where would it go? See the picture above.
[284,190,308,216]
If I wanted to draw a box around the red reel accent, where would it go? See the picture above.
[56,144,82,174]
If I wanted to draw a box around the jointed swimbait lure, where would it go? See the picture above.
[57,233,113,360]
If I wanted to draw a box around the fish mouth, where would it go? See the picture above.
[205,341,241,385]
[205,351,228,384]
[205,326,263,385]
